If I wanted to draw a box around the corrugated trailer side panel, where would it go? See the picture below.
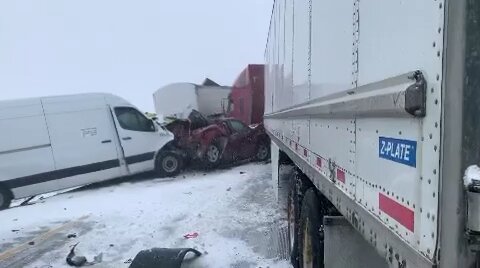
[264,0,450,267]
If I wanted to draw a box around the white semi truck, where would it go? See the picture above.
[264,0,480,267]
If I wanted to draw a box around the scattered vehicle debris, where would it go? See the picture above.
[67,233,77,239]
[165,110,270,168]
[66,243,103,267]
[20,196,36,207]
[183,232,199,239]
[129,248,202,268]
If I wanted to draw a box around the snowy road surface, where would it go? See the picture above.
[0,163,291,268]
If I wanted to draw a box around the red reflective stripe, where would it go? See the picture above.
[379,193,415,232]
[304,149,308,157]
[316,157,322,167]
[336,169,345,183]
[295,143,298,150]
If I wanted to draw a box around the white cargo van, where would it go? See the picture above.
[0,93,182,210]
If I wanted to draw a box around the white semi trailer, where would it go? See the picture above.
[153,82,231,120]
[264,0,480,267]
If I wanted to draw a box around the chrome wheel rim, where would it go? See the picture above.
[162,156,178,173]
[207,145,220,163]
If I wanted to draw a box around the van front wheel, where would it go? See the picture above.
[0,187,12,210]
[156,151,182,177]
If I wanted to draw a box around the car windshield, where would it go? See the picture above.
[0,1,478,267]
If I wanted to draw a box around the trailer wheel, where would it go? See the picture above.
[0,186,12,210]
[298,188,324,268]
[288,172,309,267]
[156,151,182,177]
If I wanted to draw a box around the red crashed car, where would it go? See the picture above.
[165,110,270,168]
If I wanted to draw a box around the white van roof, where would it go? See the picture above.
[0,93,132,110]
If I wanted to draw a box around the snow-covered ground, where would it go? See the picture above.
[0,163,291,268]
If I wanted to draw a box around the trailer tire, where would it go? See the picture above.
[288,172,310,267]
[156,151,182,177]
[0,186,12,210]
[298,188,324,268]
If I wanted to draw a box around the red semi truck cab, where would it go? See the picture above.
[228,64,265,125]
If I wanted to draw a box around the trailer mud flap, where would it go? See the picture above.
[129,248,202,268]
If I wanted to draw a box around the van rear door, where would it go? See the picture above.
[0,98,56,198]
[42,98,122,189]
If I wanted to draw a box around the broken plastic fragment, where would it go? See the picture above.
[129,248,202,268]
[66,243,103,267]
[183,232,199,239]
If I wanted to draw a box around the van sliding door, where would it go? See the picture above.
[43,104,122,189]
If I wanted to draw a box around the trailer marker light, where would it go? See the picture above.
[336,169,346,183]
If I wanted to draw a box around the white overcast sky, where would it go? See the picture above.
[0,1,272,111]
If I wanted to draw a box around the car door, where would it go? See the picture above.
[113,106,169,174]
[227,120,256,159]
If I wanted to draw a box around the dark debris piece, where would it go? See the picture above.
[67,234,77,239]
[129,248,202,268]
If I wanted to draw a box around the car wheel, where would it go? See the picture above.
[204,141,222,168]
[255,142,270,161]
[156,151,182,177]
[0,187,12,210]
[298,189,324,268]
